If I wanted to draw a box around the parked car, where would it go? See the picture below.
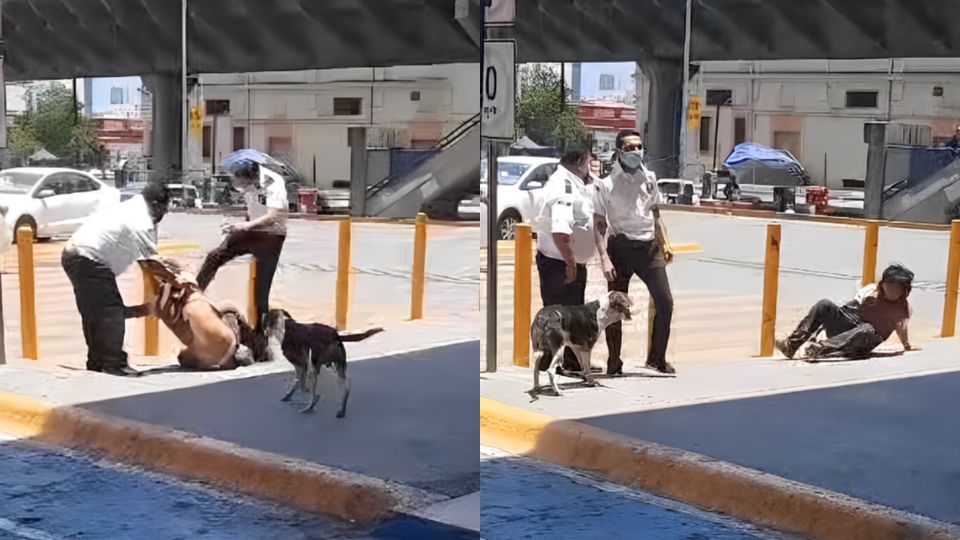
[0,167,120,243]
[480,156,559,241]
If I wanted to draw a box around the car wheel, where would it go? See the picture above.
[497,211,520,241]
[12,216,37,244]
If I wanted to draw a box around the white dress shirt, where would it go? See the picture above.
[534,166,596,264]
[593,161,660,241]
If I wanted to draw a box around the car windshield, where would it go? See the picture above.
[493,162,531,186]
[0,171,44,193]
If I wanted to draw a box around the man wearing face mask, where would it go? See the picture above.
[593,130,676,375]
[533,150,598,375]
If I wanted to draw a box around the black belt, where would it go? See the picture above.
[611,234,654,245]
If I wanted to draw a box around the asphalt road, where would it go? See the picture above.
[0,437,476,540]
[480,448,793,540]
[160,213,479,330]
[662,211,950,332]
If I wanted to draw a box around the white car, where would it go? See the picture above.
[480,156,559,242]
[0,167,120,243]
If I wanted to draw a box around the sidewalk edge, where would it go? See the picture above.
[479,397,960,540]
[0,390,445,522]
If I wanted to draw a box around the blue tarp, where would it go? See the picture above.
[723,143,801,169]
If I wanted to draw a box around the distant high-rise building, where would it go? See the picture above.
[110,86,124,105]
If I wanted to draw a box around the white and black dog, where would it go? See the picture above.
[264,309,383,417]
[531,291,633,396]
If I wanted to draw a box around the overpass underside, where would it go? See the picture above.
[2,0,480,173]
[492,0,960,178]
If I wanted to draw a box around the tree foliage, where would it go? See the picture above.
[515,64,591,152]
[10,82,101,166]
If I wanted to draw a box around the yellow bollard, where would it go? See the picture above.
[335,218,352,330]
[941,220,960,337]
[143,271,159,356]
[861,221,879,287]
[760,223,781,357]
[512,223,533,367]
[248,261,258,328]
[16,227,38,360]
[410,213,428,320]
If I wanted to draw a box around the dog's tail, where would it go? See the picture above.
[339,327,385,342]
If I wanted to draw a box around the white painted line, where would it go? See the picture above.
[0,518,61,540]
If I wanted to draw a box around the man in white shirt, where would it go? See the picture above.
[196,160,288,331]
[61,183,170,376]
[533,150,596,374]
[593,130,676,375]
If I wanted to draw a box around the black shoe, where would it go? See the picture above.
[646,361,676,375]
[607,362,624,376]
[775,338,799,360]
[102,365,141,377]
[86,364,103,373]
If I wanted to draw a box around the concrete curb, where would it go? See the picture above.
[0,390,444,522]
[479,397,960,540]
[663,204,951,232]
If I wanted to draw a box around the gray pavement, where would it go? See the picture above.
[84,342,480,498]
[580,370,960,525]
[0,436,477,539]
[480,447,794,540]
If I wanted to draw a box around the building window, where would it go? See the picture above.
[734,117,747,145]
[706,89,733,106]
[599,74,615,91]
[410,91,421,101]
[334,97,362,116]
[205,99,230,115]
[110,87,124,105]
[845,91,878,108]
[202,126,211,158]
[233,127,246,151]
[699,117,712,152]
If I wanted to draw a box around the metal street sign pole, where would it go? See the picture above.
[485,140,498,372]
[482,0,515,373]
[679,0,692,178]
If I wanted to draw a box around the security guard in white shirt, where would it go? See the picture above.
[534,150,596,374]
[593,130,676,375]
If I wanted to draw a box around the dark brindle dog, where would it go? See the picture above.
[264,309,383,417]
[531,291,633,396]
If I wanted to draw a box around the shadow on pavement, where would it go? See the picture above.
[571,370,960,525]
[79,341,481,498]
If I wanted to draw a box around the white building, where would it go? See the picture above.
[636,59,960,188]
[188,64,478,188]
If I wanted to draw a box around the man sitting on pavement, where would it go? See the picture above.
[776,263,915,360]
[61,182,170,376]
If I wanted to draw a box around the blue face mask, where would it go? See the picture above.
[620,150,645,170]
